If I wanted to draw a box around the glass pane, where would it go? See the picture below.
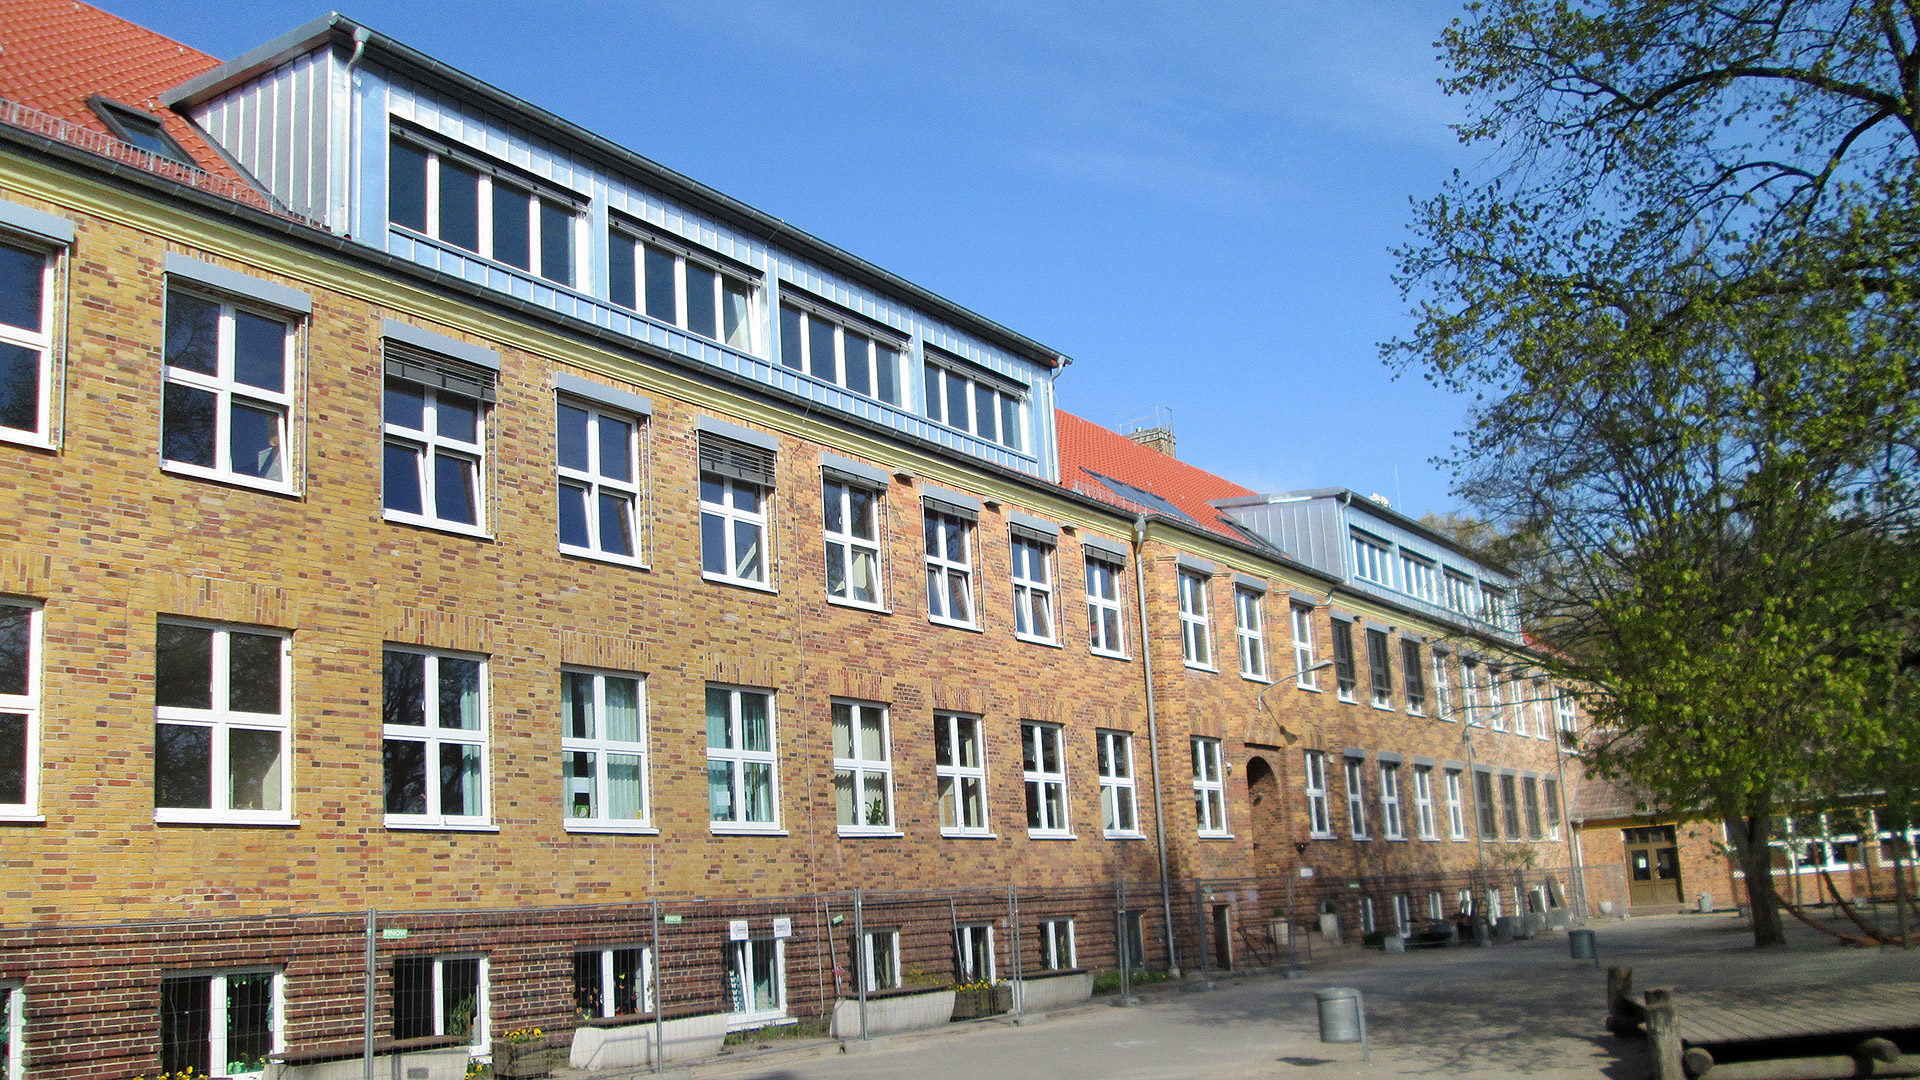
[557,403,590,471]
[388,141,429,231]
[947,571,971,623]
[0,243,43,332]
[435,393,479,444]
[604,676,641,742]
[442,958,481,1044]
[385,380,425,430]
[165,292,221,376]
[540,200,573,286]
[834,768,855,824]
[945,371,969,431]
[825,541,848,597]
[644,246,676,323]
[598,492,635,556]
[957,722,978,768]
[228,727,283,811]
[937,775,956,826]
[923,360,941,420]
[162,382,217,468]
[1000,395,1021,450]
[822,482,845,534]
[0,341,42,433]
[566,749,596,818]
[739,692,770,752]
[226,972,275,1074]
[685,263,717,338]
[744,762,773,822]
[1041,729,1059,772]
[230,401,284,480]
[831,702,852,758]
[433,452,478,524]
[382,651,425,726]
[723,281,751,350]
[779,304,804,370]
[934,720,952,766]
[705,688,731,749]
[961,777,983,827]
[875,346,899,405]
[562,671,594,739]
[926,568,945,619]
[232,311,286,392]
[973,384,997,441]
[160,975,213,1075]
[155,623,213,709]
[606,753,642,819]
[438,657,481,730]
[849,550,877,604]
[733,520,762,580]
[227,631,282,713]
[809,317,836,383]
[440,742,481,816]
[608,232,636,310]
[597,415,632,482]
[860,711,884,760]
[848,487,875,539]
[438,159,481,251]
[708,760,733,820]
[0,712,24,805]
[557,481,590,547]
[700,512,728,575]
[843,331,870,396]
[154,723,211,808]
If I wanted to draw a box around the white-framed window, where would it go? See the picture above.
[779,299,902,403]
[1431,650,1454,721]
[1402,640,1426,716]
[1344,756,1370,839]
[1350,530,1392,585]
[1460,659,1483,727]
[393,954,488,1049]
[706,686,778,830]
[850,930,901,993]
[1399,552,1439,604]
[390,133,578,286]
[1445,571,1477,616]
[160,968,283,1078]
[610,227,754,349]
[1391,894,1412,937]
[162,290,296,491]
[0,601,39,818]
[556,398,643,564]
[701,474,769,587]
[1531,678,1552,741]
[1379,763,1405,840]
[1487,668,1508,732]
[925,507,976,627]
[154,620,292,823]
[383,361,491,535]
[1482,585,1513,630]
[1523,776,1545,841]
[833,699,893,834]
[382,647,488,828]
[1487,888,1504,921]
[573,945,653,1018]
[726,938,786,1022]
[1192,736,1228,837]
[1010,535,1057,644]
[561,668,649,831]
[0,236,59,446]
[923,354,1026,453]
[1556,687,1579,742]
[1022,721,1069,835]
[935,712,989,835]
[1365,629,1394,709]
[1428,891,1445,922]
[1038,918,1076,970]
[955,923,995,983]
[1290,604,1318,689]
[1360,896,1376,935]
[1235,587,1267,680]
[1444,769,1467,840]
[0,981,20,1080]
[1413,765,1437,840]
[1304,749,1332,838]
[1097,729,1139,836]
[1086,555,1128,657]
[1178,570,1214,669]
[1330,620,1357,702]
[823,477,884,608]
[1474,771,1500,840]
[1543,777,1563,840]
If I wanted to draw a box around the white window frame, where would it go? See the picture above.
[0,235,59,448]
[612,228,757,350]
[1402,639,1426,716]
[1345,756,1370,839]
[1460,660,1483,727]
[833,699,894,835]
[574,945,654,1018]
[779,299,902,403]
[1445,769,1467,840]
[381,646,490,830]
[1304,749,1332,838]
[700,472,771,589]
[0,982,17,1080]
[1412,765,1438,840]
[924,508,977,628]
[1399,552,1439,604]
[1365,628,1394,709]
[161,289,297,494]
[1487,668,1508,732]
[1290,604,1318,690]
[0,601,40,820]
[153,619,293,825]
[1085,555,1128,658]
[854,929,901,993]
[1022,721,1070,836]
[1428,891,1445,922]
[1379,762,1405,840]
[955,923,996,983]
[1360,896,1377,935]
[1010,535,1058,644]
[823,477,885,610]
[1097,729,1140,837]
[1235,587,1267,681]
[1445,571,1477,616]
[706,685,779,832]
[560,668,651,833]
[935,712,990,836]
[1039,918,1077,970]
[1431,650,1454,721]
[1192,736,1228,837]
[390,134,580,286]
[922,356,1027,453]
[383,378,489,537]
[1555,687,1579,744]
[555,397,644,566]
[1531,678,1553,741]
[1178,570,1214,670]
[159,968,285,1079]
[1392,894,1412,937]
[394,954,490,1050]
[1482,585,1513,630]
[725,937,787,1025]
[1350,530,1392,586]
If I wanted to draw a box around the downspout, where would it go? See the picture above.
[1132,515,1181,977]
[343,26,371,238]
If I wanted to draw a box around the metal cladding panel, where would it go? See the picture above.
[190,45,335,223]
[1221,499,1342,578]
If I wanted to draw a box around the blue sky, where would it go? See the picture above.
[110,0,1480,518]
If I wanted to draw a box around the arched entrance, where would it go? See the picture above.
[1244,754,1287,880]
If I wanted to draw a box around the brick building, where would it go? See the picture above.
[0,4,1586,1077]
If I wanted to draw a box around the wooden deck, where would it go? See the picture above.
[1671,983,1920,1048]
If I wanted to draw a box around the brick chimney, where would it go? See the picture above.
[1126,425,1176,457]
[1119,406,1177,457]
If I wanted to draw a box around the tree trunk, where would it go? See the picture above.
[1896,842,1913,950]
[1727,813,1788,947]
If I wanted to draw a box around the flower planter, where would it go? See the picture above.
[830,988,956,1037]
[950,984,1012,1020]
[490,1040,552,1080]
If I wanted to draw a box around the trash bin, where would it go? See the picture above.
[1316,987,1364,1044]
[1568,928,1597,961]
[1696,893,1713,913]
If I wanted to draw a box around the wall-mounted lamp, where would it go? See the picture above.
[1254,659,1336,712]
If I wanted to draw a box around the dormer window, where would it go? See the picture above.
[923,348,1027,453]
[609,225,755,350]
[89,96,191,164]
[388,130,580,287]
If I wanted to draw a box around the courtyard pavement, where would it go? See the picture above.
[580,912,1920,1080]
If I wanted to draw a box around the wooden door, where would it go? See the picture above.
[1624,825,1683,905]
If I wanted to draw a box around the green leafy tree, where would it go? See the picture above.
[1392,0,1920,946]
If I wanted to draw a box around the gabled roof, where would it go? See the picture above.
[1056,410,1260,543]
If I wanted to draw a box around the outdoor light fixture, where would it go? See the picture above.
[1253,658,1336,712]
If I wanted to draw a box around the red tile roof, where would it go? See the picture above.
[1056,409,1258,542]
[0,0,267,203]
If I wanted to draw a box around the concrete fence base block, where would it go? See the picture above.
[1015,1012,1049,1026]
[840,1037,892,1054]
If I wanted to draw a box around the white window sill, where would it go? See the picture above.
[1026,830,1077,841]
[154,810,300,826]
[1372,702,1397,712]
[1336,693,1357,705]
[1089,647,1131,661]
[826,596,890,615]
[383,510,491,540]
[564,820,659,835]
[1384,835,1408,842]
[838,826,903,838]
[384,819,500,832]
[1351,835,1371,842]
[1308,832,1335,841]
[0,812,46,824]
[1103,830,1145,840]
[940,828,997,839]
[709,824,788,836]
[928,616,983,633]
[1295,683,1322,694]
[701,572,776,594]
[1015,634,1063,649]
[558,544,651,571]
[1197,831,1234,841]
[0,428,54,451]
[162,460,299,497]
[1407,709,1427,719]
[1183,662,1218,673]
[1242,673,1272,684]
